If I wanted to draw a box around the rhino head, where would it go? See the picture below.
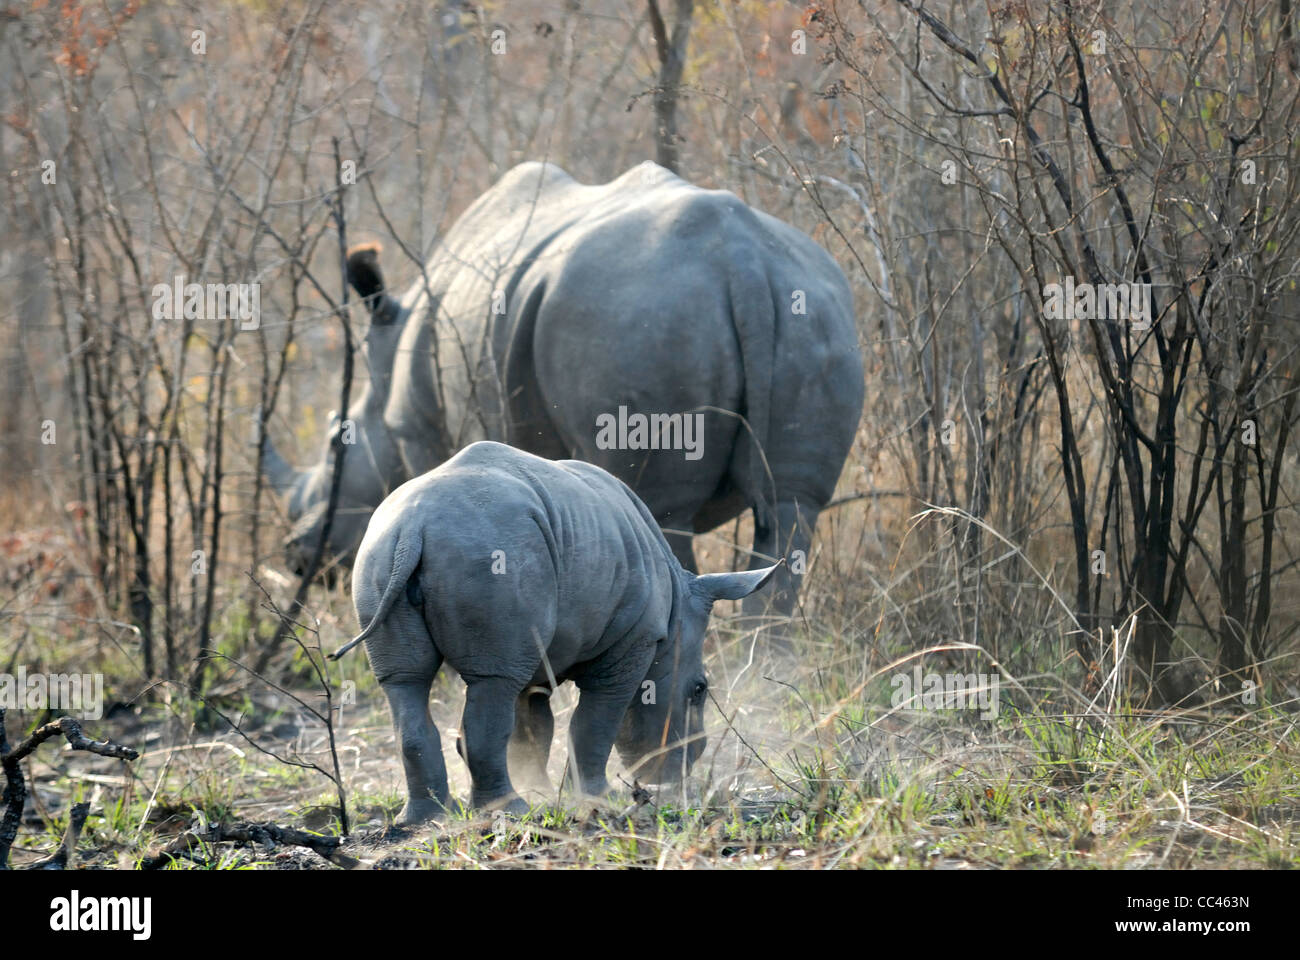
[262,245,410,578]
[614,563,781,784]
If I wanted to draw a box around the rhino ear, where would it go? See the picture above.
[692,560,784,602]
[261,432,305,497]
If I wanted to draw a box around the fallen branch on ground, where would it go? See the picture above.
[1,708,140,869]
[139,819,364,870]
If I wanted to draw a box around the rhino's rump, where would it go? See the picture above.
[524,197,748,528]
[394,444,675,683]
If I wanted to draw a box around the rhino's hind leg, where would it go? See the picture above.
[508,688,555,796]
[367,601,449,825]
[382,676,450,825]
[461,676,530,814]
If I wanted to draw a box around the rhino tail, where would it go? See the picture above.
[346,242,402,325]
[327,527,423,661]
[728,248,777,529]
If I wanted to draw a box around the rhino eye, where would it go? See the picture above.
[691,681,708,705]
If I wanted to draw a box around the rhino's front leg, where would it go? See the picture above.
[382,679,450,825]
[564,684,639,798]
[461,676,529,813]
[744,499,816,632]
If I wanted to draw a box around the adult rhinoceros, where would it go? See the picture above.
[263,161,864,616]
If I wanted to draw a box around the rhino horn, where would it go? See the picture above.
[261,430,305,496]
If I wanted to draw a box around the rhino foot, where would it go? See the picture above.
[397,798,447,826]
[475,792,530,817]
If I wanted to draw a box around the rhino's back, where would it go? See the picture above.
[386,161,863,510]
[372,442,675,678]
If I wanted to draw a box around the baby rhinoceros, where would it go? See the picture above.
[331,441,779,822]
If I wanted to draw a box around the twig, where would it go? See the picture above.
[706,691,808,799]
[251,136,356,678]
[26,802,90,870]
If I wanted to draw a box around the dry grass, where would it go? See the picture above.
[5,586,1299,870]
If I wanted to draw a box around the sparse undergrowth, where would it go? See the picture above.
[5,623,1297,870]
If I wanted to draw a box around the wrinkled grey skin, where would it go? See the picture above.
[345,441,779,821]
[264,161,864,614]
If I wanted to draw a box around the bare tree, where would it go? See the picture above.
[647,0,694,172]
